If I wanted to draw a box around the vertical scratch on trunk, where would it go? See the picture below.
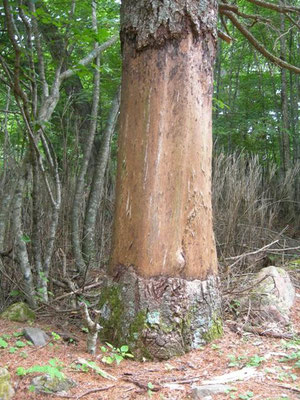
[143,87,152,190]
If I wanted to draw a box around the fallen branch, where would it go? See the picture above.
[243,325,296,339]
[159,376,202,384]
[273,383,300,394]
[227,321,296,339]
[53,385,115,399]
[122,377,160,392]
[76,358,117,381]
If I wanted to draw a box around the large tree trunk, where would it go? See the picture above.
[100,0,222,360]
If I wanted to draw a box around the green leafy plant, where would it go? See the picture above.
[16,358,65,380]
[15,340,26,348]
[9,347,17,353]
[100,343,134,365]
[2,334,11,340]
[279,350,300,368]
[51,332,61,341]
[74,359,116,380]
[246,355,265,367]
[147,382,154,398]
[229,299,241,316]
[13,331,24,337]
[239,392,254,400]
[0,338,8,348]
[225,387,238,399]
[9,290,21,297]
[227,354,246,367]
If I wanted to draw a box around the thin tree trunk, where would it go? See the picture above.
[71,0,101,273]
[31,160,43,292]
[82,88,120,265]
[11,168,36,308]
[279,5,290,174]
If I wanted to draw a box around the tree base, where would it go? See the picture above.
[98,267,222,360]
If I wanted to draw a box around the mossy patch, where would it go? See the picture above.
[0,302,35,322]
[0,368,15,399]
[30,375,76,394]
[98,284,149,357]
[98,285,123,346]
[202,315,223,343]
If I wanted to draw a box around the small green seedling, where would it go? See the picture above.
[147,382,154,398]
[13,331,24,337]
[9,347,17,353]
[15,340,26,348]
[0,338,8,348]
[100,343,134,365]
[246,355,264,367]
[239,391,254,400]
[1,334,11,340]
[279,350,300,368]
[51,332,61,341]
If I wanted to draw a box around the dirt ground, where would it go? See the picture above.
[0,292,299,400]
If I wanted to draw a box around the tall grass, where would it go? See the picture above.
[212,152,300,269]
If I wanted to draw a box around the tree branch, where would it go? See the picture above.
[222,10,300,74]
[60,35,118,81]
[245,0,300,13]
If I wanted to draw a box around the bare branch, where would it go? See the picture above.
[27,0,49,99]
[218,30,232,43]
[245,0,300,13]
[222,10,300,74]
[60,35,118,81]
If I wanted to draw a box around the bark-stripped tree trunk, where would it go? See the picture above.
[100,0,222,360]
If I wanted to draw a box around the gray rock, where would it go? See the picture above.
[0,302,35,322]
[248,266,295,325]
[31,374,76,394]
[191,384,230,398]
[23,327,50,346]
[0,368,15,400]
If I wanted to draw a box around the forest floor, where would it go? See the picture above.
[0,292,299,400]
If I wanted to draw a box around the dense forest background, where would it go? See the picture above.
[0,0,299,308]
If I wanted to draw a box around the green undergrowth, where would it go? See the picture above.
[16,358,65,380]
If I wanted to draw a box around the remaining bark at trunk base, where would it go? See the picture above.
[99,267,222,360]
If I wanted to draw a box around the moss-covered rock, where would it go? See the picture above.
[0,368,15,400]
[0,302,36,322]
[30,374,76,394]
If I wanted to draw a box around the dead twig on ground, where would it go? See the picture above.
[272,383,300,394]
[122,377,160,392]
[53,385,115,399]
